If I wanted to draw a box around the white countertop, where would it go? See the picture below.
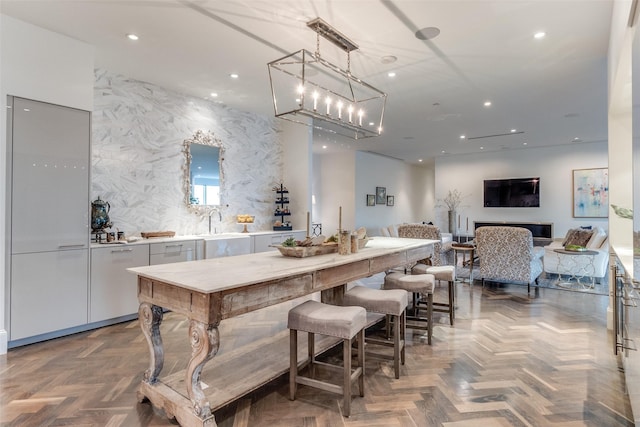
[128,236,437,294]
[91,230,306,248]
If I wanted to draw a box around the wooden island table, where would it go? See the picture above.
[128,236,436,426]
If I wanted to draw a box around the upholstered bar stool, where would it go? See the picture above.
[343,285,408,379]
[288,300,366,417]
[383,272,435,345]
[412,264,456,325]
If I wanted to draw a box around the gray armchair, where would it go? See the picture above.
[475,226,544,293]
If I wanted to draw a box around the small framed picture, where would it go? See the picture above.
[366,194,375,206]
[376,186,386,204]
[387,195,394,206]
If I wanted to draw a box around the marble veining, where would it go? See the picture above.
[92,69,283,236]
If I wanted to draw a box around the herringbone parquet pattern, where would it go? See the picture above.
[0,279,633,427]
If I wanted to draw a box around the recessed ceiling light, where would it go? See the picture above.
[441,150,446,154]
[230,73,239,79]
[510,129,517,133]
[369,122,375,126]
[381,55,397,64]
[210,92,218,98]
[322,145,327,149]
[483,101,492,107]
[460,135,466,139]
[126,33,139,41]
[388,72,396,78]
[415,27,441,40]
[534,31,546,39]
[418,159,423,162]
[480,147,484,150]
[523,142,528,145]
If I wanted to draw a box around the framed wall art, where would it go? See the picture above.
[573,167,608,218]
[366,194,375,206]
[387,195,394,206]
[376,186,386,204]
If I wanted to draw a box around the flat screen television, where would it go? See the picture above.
[483,177,540,207]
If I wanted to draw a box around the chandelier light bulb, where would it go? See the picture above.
[348,105,354,123]
[358,109,364,126]
[325,96,332,115]
[337,101,343,120]
[297,84,304,94]
[312,91,319,111]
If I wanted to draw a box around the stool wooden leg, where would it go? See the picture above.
[427,293,433,345]
[308,332,315,378]
[449,280,455,325]
[343,338,352,417]
[393,313,400,379]
[289,329,297,400]
[357,329,365,397]
[400,310,406,365]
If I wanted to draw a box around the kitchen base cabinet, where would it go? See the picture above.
[90,244,150,322]
[252,231,306,253]
[149,240,197,265]
[10,250,88,341]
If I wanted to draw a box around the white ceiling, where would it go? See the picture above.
[1,0,613,165]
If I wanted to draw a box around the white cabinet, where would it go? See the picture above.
[90,244,149,322]
[252,231,306,253]
[149,240,197,265]
[10,250,88,340]
[203,235,251,259]
[7,97,90,345]
[10,97,90,254]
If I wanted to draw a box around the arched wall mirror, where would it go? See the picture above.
[183,130,224,215]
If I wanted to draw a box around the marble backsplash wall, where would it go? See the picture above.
[92,69,283,236]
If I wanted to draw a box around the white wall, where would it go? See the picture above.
[354,151,433,235]
[434,142,608,239]
[1,15,95,354]
[92,70,283,236]
[282,121,313,233]
[315,151,356,235]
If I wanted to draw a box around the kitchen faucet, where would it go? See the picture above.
[208,208,221,234]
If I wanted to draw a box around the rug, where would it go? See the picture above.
[456,266,608,296]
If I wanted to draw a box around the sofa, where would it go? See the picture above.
[543,226,609,284]
[475,226,544,293]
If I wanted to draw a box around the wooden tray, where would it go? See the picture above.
[272,243,338,258]
[141,231,176,238]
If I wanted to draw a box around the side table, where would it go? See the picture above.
[552,249,599,289]
[452,241,476,283]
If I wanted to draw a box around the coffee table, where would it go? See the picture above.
[552,248,599,289]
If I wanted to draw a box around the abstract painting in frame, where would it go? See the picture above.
[573,167,608,218]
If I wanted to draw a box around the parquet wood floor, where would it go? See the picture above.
[0,278,634,427]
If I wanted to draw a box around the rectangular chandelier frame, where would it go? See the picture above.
[268,49,387,140]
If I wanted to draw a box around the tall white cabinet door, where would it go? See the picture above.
[90,245,149,322]
[10,250,88,341]
[10,97,90,254]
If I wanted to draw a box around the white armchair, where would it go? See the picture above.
[543,226,609,283]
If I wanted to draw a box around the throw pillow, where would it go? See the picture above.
[563,228,593,248]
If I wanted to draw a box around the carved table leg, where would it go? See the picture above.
[187,319,220,419]
[139,303,164,384]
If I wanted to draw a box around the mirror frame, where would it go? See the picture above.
[182,129,224,216]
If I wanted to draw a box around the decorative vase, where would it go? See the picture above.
[448,210,456,234]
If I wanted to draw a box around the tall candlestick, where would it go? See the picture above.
[306,212,310,237]
[458,214,460,229]
[339,206,342,232]
[466,217,469,232]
